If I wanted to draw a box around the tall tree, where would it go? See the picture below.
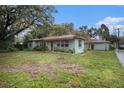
[79,25,88,31]
[79,25,97,38]
[0,5,56,49]
[97,24,110,40]
[78,25,88,38]
[49,23,74,36]
[29,23,52,39]
[109,35,118,44]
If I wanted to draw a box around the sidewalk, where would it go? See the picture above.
[115,49,124,67]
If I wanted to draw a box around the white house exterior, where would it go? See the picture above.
[28,35,110,53]
[84,39,110,51]
[92,42,109,50]
[28,35,85,54]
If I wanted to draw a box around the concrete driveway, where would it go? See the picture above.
[115,49,124,67]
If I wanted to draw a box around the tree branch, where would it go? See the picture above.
[3,24,32,40]
[4,14,16,30]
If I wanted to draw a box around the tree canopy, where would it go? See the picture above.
[0,6,114,50]
[0,5,56,48]
[25,22,74,41]
[49,23,74,36]
[97,24,110,40]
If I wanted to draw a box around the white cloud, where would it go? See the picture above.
[114,25,124,34]
[114,24,124,29]
[96,16,124,25]
[96,16,124,35]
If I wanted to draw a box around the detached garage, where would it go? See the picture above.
[119,42,124,48]
[91,40,110,51]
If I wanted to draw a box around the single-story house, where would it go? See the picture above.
[84,39,110,51]
[28,35,85,54]
[28,35,110,54]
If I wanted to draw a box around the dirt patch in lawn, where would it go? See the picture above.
[0,63,11,69]
[57,62,84,76]
[0,62,56,79]
[0,62,83,79]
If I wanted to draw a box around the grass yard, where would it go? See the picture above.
[0,51,124,88]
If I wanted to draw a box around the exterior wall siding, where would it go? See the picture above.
[45,39,84,54]
[49,40,75,50]
[46,42,51,50]
[74,39,84,54]
[28,39,84,54]
[28,41,43,49]
[84,43,88,50]
[53,41,57,48]
[27,40,109,52]
[106,44,109,50]
[30,41,37,48]
[69,40,75,50]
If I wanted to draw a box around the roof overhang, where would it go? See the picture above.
[28,35,84,42]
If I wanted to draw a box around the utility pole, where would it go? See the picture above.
[117,28,120,49]
[113,26,116,35]
[114,27,120,49]
[117,28,120,38]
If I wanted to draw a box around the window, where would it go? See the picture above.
[65,41,69,47]
[38,41,45,47]
[78,40,82,47]
[57,41,69,48]
[65,44,69,47]
[61,41,64,47]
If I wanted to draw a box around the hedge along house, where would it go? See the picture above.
[28,35,85,54]
[84,39,110,51]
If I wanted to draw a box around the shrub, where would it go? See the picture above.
[66,48,74,53]
[23,48,33,51]
[33,45,48,51]
[7,47,19,52]
[53,48,74,53]
[0,49,8,53]
[54,48,64,52]
[34,46,42,51]
[14,43,23,51]
[109,44,115,50]
[41,45,48,51]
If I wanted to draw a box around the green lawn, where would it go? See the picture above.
[0,51,124,88]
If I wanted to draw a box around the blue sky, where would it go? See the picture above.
[54,5,124,35]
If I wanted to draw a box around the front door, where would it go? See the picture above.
[51,41,53,50]
[91,44,94,50]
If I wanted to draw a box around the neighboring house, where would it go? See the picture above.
[28,35,85,54]
[85,39,110,51]
[119,41,124,48]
